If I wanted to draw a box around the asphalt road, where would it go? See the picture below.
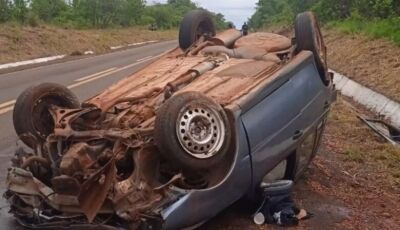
[0,40,177,229]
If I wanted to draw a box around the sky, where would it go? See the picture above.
[154,0,258,27]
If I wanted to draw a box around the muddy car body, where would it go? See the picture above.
[5,11,335,229]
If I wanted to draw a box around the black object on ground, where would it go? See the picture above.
[253,180,312,227]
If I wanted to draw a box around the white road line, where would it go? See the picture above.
[137,56,154,62]
[68,68,123,89]
[0,100,16,109]
[0,55,66,70]
[67,56,158,89]
[75,68,117,82]
[0,55,162,116]
[1,40,160,70]
[118,55,158,71]
[110,40,158,50]
[110,45,124,50]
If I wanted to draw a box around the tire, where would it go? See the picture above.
[154,91,231,171]
[295,12,328,83]
[13,83,80,148]
[179,10,216,50]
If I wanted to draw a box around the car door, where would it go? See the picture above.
[240,52,330,184]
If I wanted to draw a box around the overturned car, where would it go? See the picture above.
[5,10,336,229]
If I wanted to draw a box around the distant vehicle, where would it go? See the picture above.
[5,10,335,230]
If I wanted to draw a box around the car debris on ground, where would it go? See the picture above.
[253,180,312,227]
[358,116,400,145]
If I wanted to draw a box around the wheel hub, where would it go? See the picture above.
[177,105,225,159]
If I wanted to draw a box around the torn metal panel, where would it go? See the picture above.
[358,116,400,145]
[78,157,117,223]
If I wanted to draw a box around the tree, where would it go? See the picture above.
[287,0,318,14]
[74,0,123,27]
[210,12,228,30]
[167,0,197,14]
[355,0,394,18]
[249,0,294,28]
[248,0,390,28]
[11,0,28,23]
[118,0,145,26]
[142,4,180,29]
[0,0,229,30]
[394,0,400,15]
[0,0,12,22]
[31,0,69,22]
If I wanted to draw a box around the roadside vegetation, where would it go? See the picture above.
[327,18,400,45]
[324,30,400,102]
[249,0,400,45]
[0,24,176,64]
[0,0,230,63]
[0,0,229,29]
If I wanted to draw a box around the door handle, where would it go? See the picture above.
[324,101,330,109]
[293,130,303,140]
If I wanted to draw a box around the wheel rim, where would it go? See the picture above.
[176,104,225,159]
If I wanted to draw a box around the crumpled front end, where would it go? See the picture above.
[4,94,199,229]
[5,126,189,229]
[5,101,234,229]
[4,54,237,229]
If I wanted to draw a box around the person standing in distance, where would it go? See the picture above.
[242,22,249,36]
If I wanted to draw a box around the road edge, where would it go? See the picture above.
[0,40,170,75]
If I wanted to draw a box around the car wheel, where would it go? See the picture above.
[179,10,216,50]
[295,11,328,83]
[154,91,231,171]
[13,83,80,148]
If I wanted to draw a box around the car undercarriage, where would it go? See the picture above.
[4,10,333,230]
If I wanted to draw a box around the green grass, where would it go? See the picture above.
[327,17,400,45]
[343,148,364,163]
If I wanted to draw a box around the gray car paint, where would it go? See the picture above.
[161,51,335,229]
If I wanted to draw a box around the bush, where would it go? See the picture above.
[0,0,227,30]
[138,15,156,26]
[11,0,28,23]
[249,0,399,45]
[249,0,294,27]
[142,4,181,29]
[331,17,400,45]
[0,0,12,23]
[26,12,40,27]
[31,0,68,22]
